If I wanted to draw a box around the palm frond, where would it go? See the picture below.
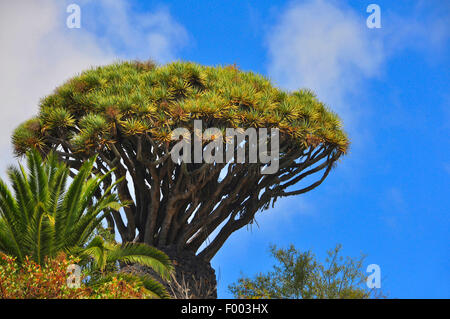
[107,242,174,281]
[0,149,123,265]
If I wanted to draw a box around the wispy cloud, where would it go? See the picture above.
[78,0,189,61]
[264,0,450,197]
[383,1,450,58]
[0,0,188,179]
[262,0,450,236]
[266,0,385,126]
[444,163,450,176]
[265,0,449,127]
[380,187,408,230]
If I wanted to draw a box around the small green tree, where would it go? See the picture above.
[229,244,384,299]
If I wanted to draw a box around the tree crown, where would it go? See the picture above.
[10,61,349,259]
[12,61,348,156]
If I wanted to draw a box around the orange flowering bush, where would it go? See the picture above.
[0,252,155,299]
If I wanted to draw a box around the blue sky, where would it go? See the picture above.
[0,0,448,298]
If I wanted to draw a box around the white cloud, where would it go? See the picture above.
[250,196,316,234]
[266,0,385,124]
[78,0,188,61]
[383,1,450,58]
[265,0,449,127]
[0,0,187,180]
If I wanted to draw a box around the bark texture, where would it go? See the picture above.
[121,246,217,299]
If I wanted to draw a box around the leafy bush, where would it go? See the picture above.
[0,252,156,299]
[229,244,385,299]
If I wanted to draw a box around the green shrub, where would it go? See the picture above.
[0,252,156,299]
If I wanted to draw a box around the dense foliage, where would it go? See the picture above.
[229,244,384,299]
[13,61,348,155]
[0,252,159,299]
[11,61,349,262]
[0,150,173,298]
[77,235,173,298]
[0,150,122,265]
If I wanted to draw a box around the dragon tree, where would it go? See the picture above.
[12,61,348,298]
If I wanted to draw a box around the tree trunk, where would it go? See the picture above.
[121,245,217,299]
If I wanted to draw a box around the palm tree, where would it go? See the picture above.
[76,235,173,298]
[0,150,121,264]
[0,150,173,298]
